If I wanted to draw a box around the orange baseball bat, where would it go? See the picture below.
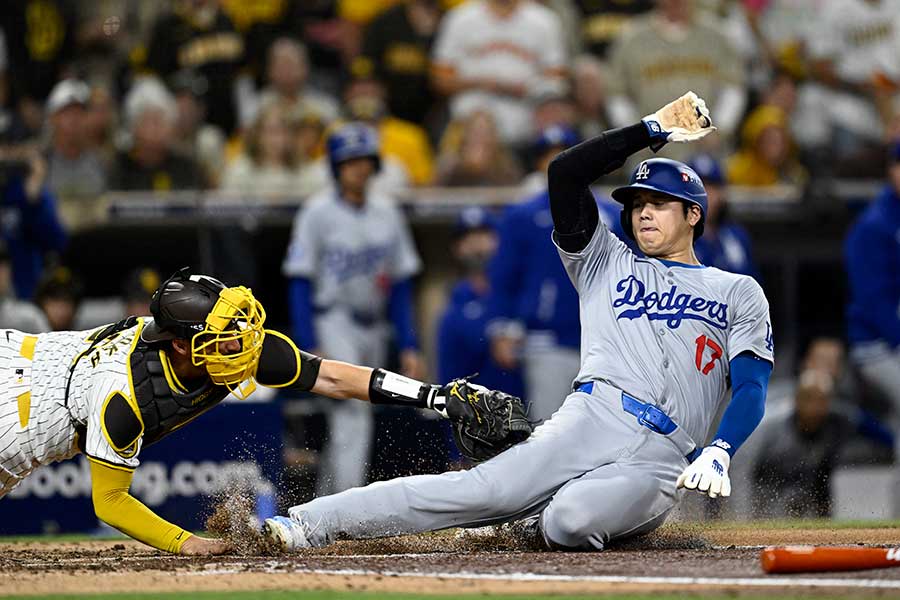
[761,545,900,574]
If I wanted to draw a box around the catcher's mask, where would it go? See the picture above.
[142,268,267,399]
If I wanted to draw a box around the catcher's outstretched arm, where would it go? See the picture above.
[253,329,427,406]
[89,458,192,554]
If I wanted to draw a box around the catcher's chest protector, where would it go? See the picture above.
[129,342,230,447]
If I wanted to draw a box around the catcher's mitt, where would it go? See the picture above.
[441,378,532,462]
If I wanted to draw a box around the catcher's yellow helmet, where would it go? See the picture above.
[144,268,267,399]
[191,285,267,399]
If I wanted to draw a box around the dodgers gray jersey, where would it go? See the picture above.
[282,190,422,319]
[555,224,774,446]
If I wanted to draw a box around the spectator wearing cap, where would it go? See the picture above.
[485,129,630,422]
[726,105,807,187]
[109,78,207,191]
[34,266,82,331]
[688,153,759,279]
[845,141,900,451]
[44,79,108,213]
[436,206,524,401]
[0,240,49,333]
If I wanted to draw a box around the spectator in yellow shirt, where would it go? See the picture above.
[726,105,807,188]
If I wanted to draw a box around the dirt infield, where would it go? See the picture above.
[3,525,900,597]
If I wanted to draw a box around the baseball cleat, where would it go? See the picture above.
[263,516,310,551]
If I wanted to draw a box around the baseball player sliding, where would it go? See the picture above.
[0,268,527,555]
[265,91,774,551]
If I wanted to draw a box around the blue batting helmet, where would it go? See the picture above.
[326,122,381,179]
[611,157,707,240]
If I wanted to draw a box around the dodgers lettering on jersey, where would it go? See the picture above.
[282,190,421,319]
[612,275,729,330]
[555,222,773,447]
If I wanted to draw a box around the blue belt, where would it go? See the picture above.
[576,382,677,435]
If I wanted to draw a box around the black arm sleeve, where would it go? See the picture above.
[548,122,652,253]
[255,331,322,392]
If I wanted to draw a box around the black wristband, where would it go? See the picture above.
[368,368,437,408]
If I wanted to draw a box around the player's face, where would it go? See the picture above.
[216,338,242,355]
[630,192,695,256]
[338,157,376,199]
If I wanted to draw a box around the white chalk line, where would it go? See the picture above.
[185,566,900,590]
[16,547,764,568]
[12,555,900,589]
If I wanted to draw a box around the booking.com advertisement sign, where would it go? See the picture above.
[0,392,282,535]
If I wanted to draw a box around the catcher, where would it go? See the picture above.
[0,268,529,554]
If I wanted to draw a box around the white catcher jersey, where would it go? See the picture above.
[282,190,422,319]
[0,320,148,490]
[555,224,774,447]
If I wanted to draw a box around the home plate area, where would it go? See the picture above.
[4,524,900,596]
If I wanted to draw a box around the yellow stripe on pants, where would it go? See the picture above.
[17,335,37,428]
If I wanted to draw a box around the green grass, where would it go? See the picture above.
[701,519,900,530]
[0,594,847,600]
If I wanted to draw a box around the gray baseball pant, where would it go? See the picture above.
[522,336,580,423]
[314,310,388,495]
[288,382,691,549]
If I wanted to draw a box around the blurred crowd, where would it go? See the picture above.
[3,0,900,515]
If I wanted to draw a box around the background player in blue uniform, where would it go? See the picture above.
[845,141,900,452]
[437,207,525,463]
[688,154,759,279]
[437,207,524,397]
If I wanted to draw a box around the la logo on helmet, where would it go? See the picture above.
[635,162,651,180]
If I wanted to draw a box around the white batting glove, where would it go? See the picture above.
[643,91,716,149]
[676,445,731,499]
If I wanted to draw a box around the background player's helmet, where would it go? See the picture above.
[611,157,708,240]
[686,153,725,186]
[326,121,382,179]
[141,267,267,398]
[533,124,580,156]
